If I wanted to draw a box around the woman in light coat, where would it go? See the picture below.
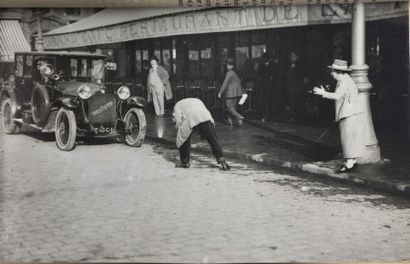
[147,56,173,117]
[313,59,365,172]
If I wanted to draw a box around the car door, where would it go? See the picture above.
[14,54,34,105]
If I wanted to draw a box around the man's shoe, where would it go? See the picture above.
[175,162,190,168]
[220,161,231,171]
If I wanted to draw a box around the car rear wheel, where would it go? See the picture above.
[55,108,77,151]
[1,98,21,134]
[124,108,146,147]
[31,85,50,126]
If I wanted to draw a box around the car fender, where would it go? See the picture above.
[118,96,146,119]
[52,97,80,109]
[0,88,23,118]
[127,96,146,108]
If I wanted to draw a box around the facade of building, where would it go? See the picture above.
[0,8,98,81]
[38,4,410,135]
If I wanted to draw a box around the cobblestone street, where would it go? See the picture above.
[1,127,410,262]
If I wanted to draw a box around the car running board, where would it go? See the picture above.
[14,111,57,133]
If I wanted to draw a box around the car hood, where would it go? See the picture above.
[55,81,103,97]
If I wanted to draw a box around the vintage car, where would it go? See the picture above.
[0,51,146,151]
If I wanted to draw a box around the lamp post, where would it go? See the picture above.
[350,2,380,163]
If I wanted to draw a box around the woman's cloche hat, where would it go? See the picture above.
[327,59,351,72]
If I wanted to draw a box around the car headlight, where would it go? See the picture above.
[117,86,130,100]
[77,85,92,100]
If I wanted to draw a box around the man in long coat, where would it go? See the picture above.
[147,56,173,117]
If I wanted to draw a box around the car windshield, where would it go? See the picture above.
[55,56,105,82]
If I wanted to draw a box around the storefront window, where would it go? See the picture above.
[172,39,177,74]
[116,49,127,78]
[135,50,142,73]
[235,34,251,76]
[162,49,172,73]
[154,40,161,61]
[218,35,230,78]
[251,33,267,73]
[200,47,213,76]
[91,59,105,83]
[70,59,78,77]
[142,49,149,65]
[188,49,200,76]
[80,59,88,77]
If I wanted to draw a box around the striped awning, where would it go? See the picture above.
[0,20,30,62]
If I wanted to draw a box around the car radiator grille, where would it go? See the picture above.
[87,93,117,124]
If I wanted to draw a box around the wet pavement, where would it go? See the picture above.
[1,121,410,262]
[146,112,410,197]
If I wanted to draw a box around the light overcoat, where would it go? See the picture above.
[322,73,365,158]
[173,98,214,148]
[147,65,173,102]
[322,73,364,122]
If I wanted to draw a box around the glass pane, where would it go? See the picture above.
[235,46,250,74]
[188,49,200,75]
[80,59,88,77]
[218,35,230,77]
[24,55,33,77]
[172,39,177,74]
[15,56,23,77]
[70,59,78,77]
[162,49,172,73]
[135,50,142,73]
[154,41,161,62]
[200,47,213,76]
[252,44,266,73]
[91,59,105,83]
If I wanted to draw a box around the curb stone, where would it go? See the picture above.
[145,135,410,199]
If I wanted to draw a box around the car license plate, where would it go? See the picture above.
[94,125,115,135]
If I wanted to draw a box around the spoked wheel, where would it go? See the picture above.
[124,108,146,147]
[1,98,21,134]
[31,86,50,126]
[55,108,77,151]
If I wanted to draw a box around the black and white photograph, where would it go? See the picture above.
[0,1,409,262]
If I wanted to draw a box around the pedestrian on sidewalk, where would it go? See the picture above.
[218,58,245,126]
[147,56,173,117]
[172,98,231,171]
[313,59,365,173]
[285,51,308,122]
[256,53,273,122]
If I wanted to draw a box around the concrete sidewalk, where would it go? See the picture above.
[145,113,410,198]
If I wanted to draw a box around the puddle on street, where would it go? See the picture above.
[151,143,410,210]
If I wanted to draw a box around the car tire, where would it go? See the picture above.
[55,108,77,151]
[1,98,21,134]
[124,108,146,147]
[31,85,50,127]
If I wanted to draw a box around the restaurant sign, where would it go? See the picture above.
[43,3,407,49]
